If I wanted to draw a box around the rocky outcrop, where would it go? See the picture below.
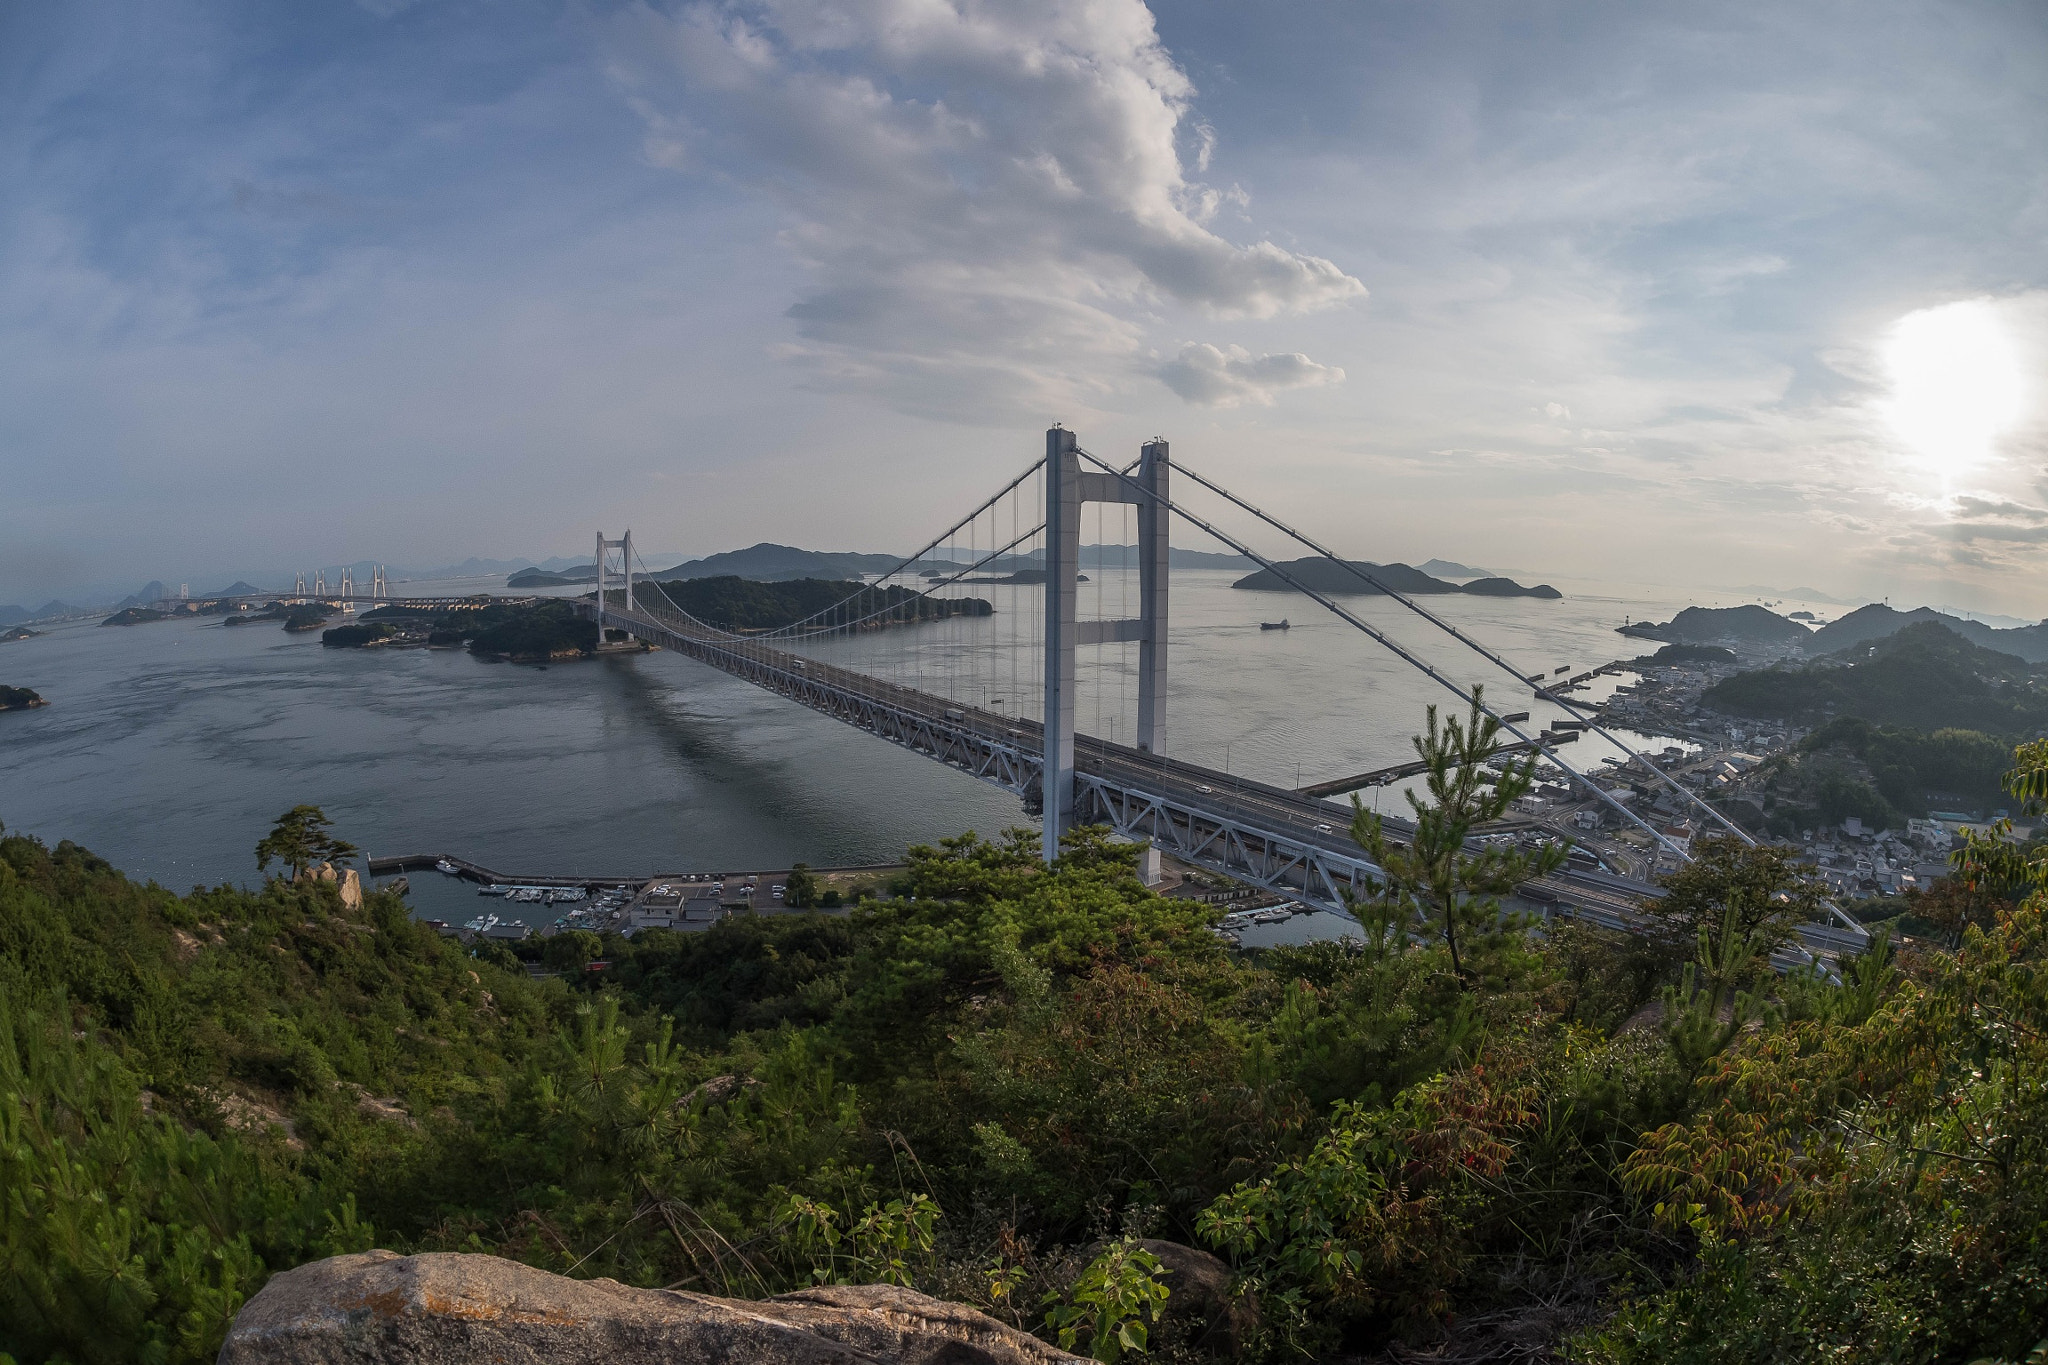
[218,1250,1082,1365]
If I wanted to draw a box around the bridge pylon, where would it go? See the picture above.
[1042,429,1169,877]
[594,530,634,632]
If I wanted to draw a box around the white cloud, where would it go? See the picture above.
[1157,342,1343,407]
[605,0,1363,419]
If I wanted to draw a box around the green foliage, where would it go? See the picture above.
[785,863,820,909]
[1649,835,1820,964]
[1346,689,1565,981]
[1705,620,2048,736]
[1042,1238,1171,1364]
[319,622,397,648]
[782,1193,938,1287]
[13,726,2048,1364]
[463,600,598,659]
[253,805,358,880]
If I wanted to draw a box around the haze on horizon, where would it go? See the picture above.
[2,0,2045,614]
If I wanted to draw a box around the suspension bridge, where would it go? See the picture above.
[584,428,1870,962]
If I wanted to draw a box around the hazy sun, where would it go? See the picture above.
[1881,298,2024,480]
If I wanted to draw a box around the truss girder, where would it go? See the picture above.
[599,606,1041,799]
[1072,772,1382,915]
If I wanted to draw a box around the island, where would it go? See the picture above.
[100,607,170,626]
[1617,603,1812,648]
[643,575,992,631]
[1,626,39,642]
[1230,557,1561,598]
[0,685,47,711]
[337,599,597,661]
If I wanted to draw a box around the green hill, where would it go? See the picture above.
[1704,620,2048,736]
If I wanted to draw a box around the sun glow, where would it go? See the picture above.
[1881,299,2025,480]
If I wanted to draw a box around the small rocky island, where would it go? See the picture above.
[0,685,47,711]
[100,606,170,626]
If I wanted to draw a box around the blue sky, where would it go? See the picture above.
[2,0,2044,611]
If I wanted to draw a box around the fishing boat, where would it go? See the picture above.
[1260,619,1290,630]
[1252,907,1292,924]
[477,884,509,897]
[434,858,460,875]
[1500,711,1531,723]
[462,912,500,934]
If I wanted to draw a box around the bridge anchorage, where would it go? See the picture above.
[587,427,1870,966]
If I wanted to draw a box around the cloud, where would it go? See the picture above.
[1157,342,1343,407]
[604,0,1363,418]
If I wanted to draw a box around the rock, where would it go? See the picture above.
[1078,1240,1256,1357]
[218,1250,1082,1365]
[339,868,363,910]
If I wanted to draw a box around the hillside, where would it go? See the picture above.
[1808,602,2048,663]
[1231,557,1560,598]
[1618,604,1812,647]
[1703,619,2048,735]
[645,575,991,631]
[10,782,2048,1364]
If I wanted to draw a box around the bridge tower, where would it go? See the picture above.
[339,568,353,599]
[371,565,386,599]
[314,569,326,598]
[593,531,634,629]
[294,571,305,599]
[1041,429,1169,873]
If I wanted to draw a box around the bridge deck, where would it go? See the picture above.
[594,599,1865,961]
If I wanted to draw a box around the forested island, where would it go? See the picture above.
[8,710,2048,1364]
[0,684,45,710]
[1231,558,1561,598]
[645,574,992,632]
[325,598,598,660]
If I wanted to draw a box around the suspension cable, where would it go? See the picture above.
[1162,454,1754,846]
[1070,448,1688,860]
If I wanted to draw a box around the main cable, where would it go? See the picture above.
[1163,453,1754,846]
[1069,449,1687,860]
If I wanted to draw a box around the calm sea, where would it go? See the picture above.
[0,569,1788,931]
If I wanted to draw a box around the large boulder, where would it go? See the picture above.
[218,1250,1080,1365]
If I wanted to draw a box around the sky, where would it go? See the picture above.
[2,0,2045,612]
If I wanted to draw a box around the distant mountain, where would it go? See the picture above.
[1419,558,1489,579]
[114,582,168,611]
[33,601,83,621]
[0,605,27,627]
[205,581,266,597]
[1232,558,1560,599]
[1807,603,2048,664]
[1619,604,1812,648]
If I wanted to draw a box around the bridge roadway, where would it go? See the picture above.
[595,598,1865,961]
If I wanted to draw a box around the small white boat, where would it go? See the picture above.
[463,913,500,934]
[1252,908,1292,924]
[435,858,460,875]
[477,884,509,897]
[553,887,588,903]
